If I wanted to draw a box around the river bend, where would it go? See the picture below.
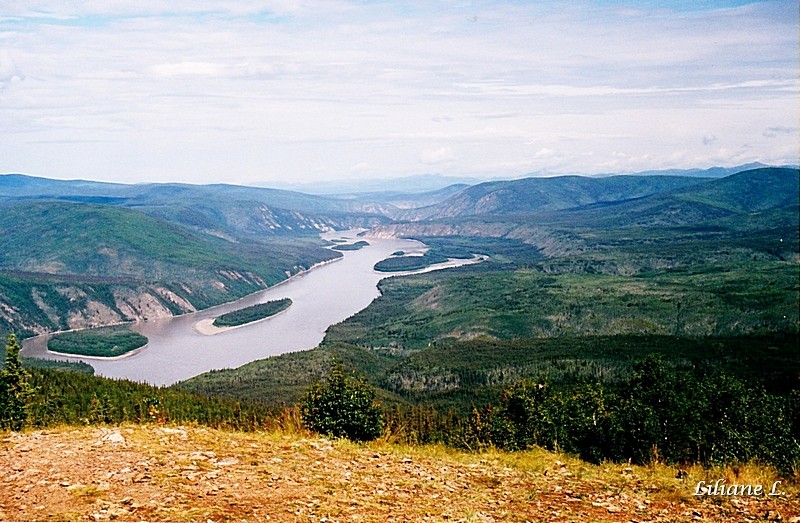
[22,232,475,386]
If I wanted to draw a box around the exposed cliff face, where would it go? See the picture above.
[0,275,263,336]
[366,222,582,258]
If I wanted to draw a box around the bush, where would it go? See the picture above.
[468,355,800,475]
[300,363,384,442]
[1,334,35,430]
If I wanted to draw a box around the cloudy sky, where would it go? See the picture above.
[0,1,797,185]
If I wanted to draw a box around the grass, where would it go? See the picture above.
[2,423,796,522]
[47,326,148,358]
[212,298,293,327]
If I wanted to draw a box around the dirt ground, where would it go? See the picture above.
[1,425,797,522]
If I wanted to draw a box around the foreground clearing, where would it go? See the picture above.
[1,424,796,522]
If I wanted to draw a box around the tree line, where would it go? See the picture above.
[461,356,800,475]
[3,334,798,476]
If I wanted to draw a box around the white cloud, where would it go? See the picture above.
[420,146,456,165]
[149,61,229,77]
[0,49,23,85]
[0,1,797,183]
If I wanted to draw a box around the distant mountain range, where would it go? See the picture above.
[254,163,793,195]
[395,175,709,221]
[1,165,797,335]
[257,173,484,195]
[586,162,787,179]
[0,174,390,240]
[3,164,796,239]
[368,167,799,259]
[386,166,798,223]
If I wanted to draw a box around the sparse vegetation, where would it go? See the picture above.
[3,424,796,522]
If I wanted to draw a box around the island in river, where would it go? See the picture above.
[47,326,148,359]
[21,231,483,386]
[213,298,293,328]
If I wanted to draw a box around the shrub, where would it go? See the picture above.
[0,334,35,430]
[300,363,384,442]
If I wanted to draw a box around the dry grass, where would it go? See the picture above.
[0,424,797,522]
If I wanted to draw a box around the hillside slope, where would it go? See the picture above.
[671,167,799,213]
[0,174,390,240]
[543,167,800,229]
[371,168,799,258]
[1,425,795,522]
[398,175,709,220]
[0,201,339,335]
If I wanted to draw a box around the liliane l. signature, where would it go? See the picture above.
[694,479,785,497]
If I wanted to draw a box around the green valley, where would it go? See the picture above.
[2,166,799,477]
[0,201,340,337]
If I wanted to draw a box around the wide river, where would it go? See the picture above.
[22,231,476,386]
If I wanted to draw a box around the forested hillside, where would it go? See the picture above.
[180,168,799,472]
[2,167,798,476]
[0,200,339,336]
[0,174,389,239]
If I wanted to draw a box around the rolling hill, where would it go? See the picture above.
[395,174,710,221]
[0,174,390,240]
[371,168,799,251]
[2,166,797,337]
[392,167,798,223]
[528,167,800,230]
[0,200,340,335]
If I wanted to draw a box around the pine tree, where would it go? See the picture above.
[0,334,35,431]
[300,362,384,442]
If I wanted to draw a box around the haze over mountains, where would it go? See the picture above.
[388,167,799,223]
[0,164,797,335]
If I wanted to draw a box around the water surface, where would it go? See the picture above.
[22,232,475,385]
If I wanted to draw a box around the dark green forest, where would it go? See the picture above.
[1,167,798,475]
[213,298,293,327]
[47,326,148,357]
[331,240,370,251]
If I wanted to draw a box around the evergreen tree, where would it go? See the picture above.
[300,363,384,442]
[0,334,35,430]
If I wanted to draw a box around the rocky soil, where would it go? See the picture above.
[1,425,797,522]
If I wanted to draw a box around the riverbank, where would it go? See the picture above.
[47,343,148,362]
[193,306,292,336]
[19,234,479,385]
[21,255,344,358]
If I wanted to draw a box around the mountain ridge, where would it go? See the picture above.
[395,174,714,221]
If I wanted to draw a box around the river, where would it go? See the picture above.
[21,231,478,386]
